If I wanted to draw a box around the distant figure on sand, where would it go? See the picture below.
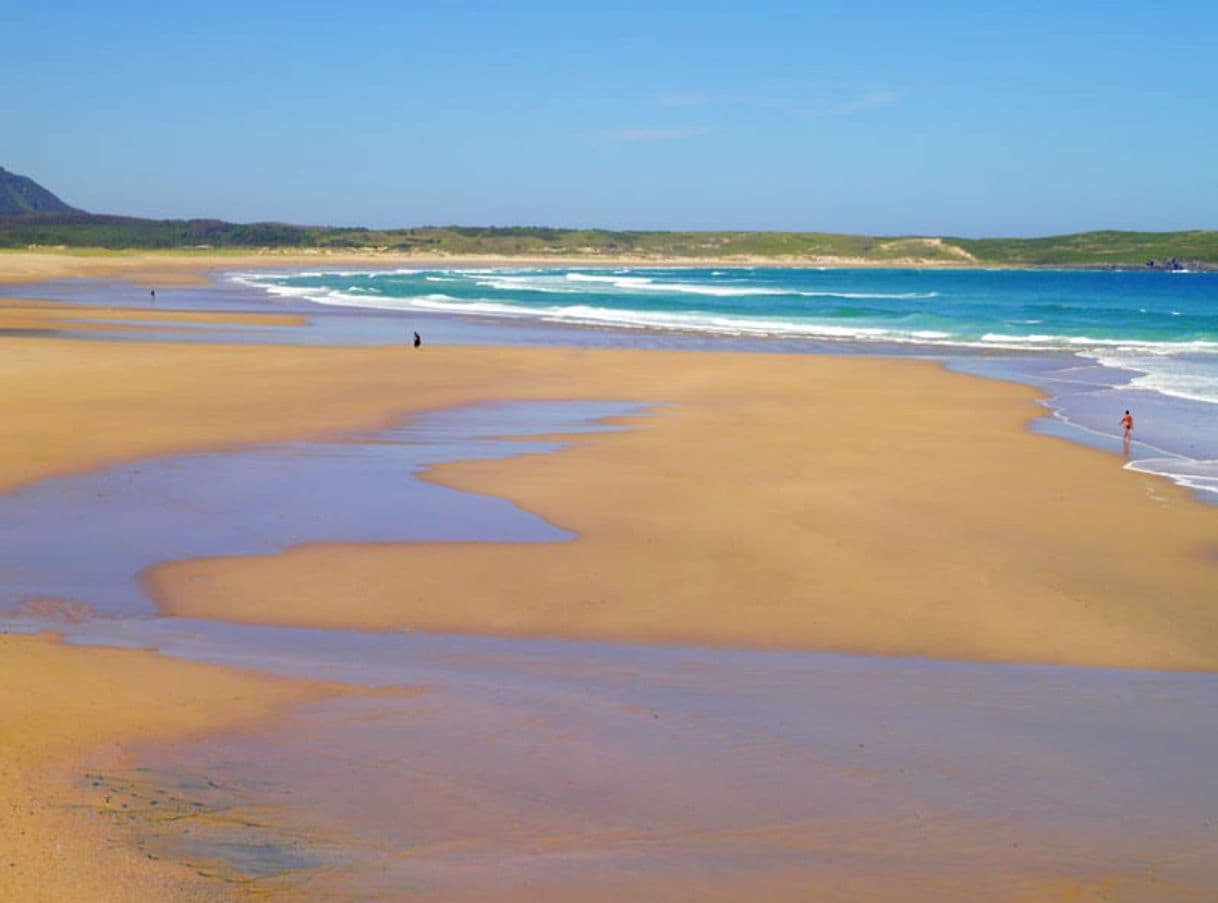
[1121,410,1133,442]
[413,331,421,348]
[150,289,156,304]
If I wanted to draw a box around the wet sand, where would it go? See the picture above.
[0,401,634,617]
[0,633,335,901]
[3,273,1218,899]
[137,349,1218,672]
[0,297,305,333]
[0,251,361,286]
[12,614,1213,901]
[0,332,1214,668]
[113,634,1218,901]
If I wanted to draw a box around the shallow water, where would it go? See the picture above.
[54,620,1218,900]
[4,270,1218,898]
[0,400,640,617]
[241,266,1218,351]
[238,265,1218,501]
[951,355,1218,498]
[9,269,1216,501]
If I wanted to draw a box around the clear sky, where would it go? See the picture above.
[5,0,1216,235]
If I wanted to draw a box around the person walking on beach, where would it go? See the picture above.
[150,288,156,304]
[413,331,422,349]
[1121,410,1134,443]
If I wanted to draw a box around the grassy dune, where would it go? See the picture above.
[1,214,1215,266]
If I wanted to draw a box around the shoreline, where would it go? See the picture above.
[1,248,1204,287]
[0,296,307,332]
[3,274,1217,895]
[11,258,1214,507]
[141,347,1218,671]
[0,325,1213,669]
[0,249,973,286]
[0,632,345,901]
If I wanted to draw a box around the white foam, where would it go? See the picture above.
[558,272,939,299]
[1088,349,1218,405]
[409,297,527,316]
[796,290,940,300]
[1126,457,1218,495]
[260,284,327,300]
[285,285,972,343]
[982,333,1058,344]
[531,304,897,338]
[227,277,1058,352]
[227,273,1218,411]
[474,275,584,294]
[238,268,940,303]
[981,332,1218,353]
[565,272,647,284]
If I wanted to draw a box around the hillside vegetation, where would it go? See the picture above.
[2,165,1214,265]
[2,215,1216,267]
[953,230,1218,265]
[0,167,82,216]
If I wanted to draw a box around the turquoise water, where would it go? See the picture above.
[235,266,1218,498]
[236,266,1218,401]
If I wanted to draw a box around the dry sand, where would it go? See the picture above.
[0,331,1211,669]
[0,248,974,287]
[0,297,304,332]
[0,633,334,901]
[139,343,1218,671]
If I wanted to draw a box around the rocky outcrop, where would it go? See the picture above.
[1143,257,1218,272]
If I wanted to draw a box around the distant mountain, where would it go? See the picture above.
[0,166,84,216]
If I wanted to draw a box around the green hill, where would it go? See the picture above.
[0,167,83,216]
[954,230,1218,266]
[1,166,1215,267]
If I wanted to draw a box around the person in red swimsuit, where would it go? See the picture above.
[1121,410,1133,442]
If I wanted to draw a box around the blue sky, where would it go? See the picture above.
[5,1,1216,235]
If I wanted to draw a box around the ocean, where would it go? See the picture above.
[233,266,1218,497]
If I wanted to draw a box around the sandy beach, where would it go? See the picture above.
[0,633,341,901]
[8,0,1215,891]
[0,296,305,333]
[1,328,1210,669]
[2,259,1217,898]
[0,247,980,288]
[147,347,1218,668]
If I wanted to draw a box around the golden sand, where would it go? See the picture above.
[0,332,1210,669]
[141,344,1218,671]
[0,297,304,332]
[2,274,1216,898]
[0,248,974,287]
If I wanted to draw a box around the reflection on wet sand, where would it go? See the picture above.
[4,278,1217,900]
[0,401,637,616]
[108,632,1218,901]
